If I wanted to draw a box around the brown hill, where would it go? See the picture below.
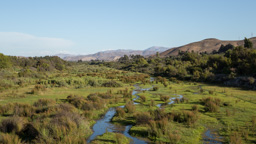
[160,37,256,57]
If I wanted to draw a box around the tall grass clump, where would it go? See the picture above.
[168,131,181,144]
[140,95,146,102]
[125,101,136,113]
[229,131,242,144]
[169,110,199,126]
[30,84,46,94]
[192,105,199,112]
[0,133,22,144]
[152,86,159,91]
[33,99,56,107]
[160,95,170,103]
[200,97,221,112]
[0,117,26,133]
[116,107,125,118]
[101,80,122,87]
[135,112,152,125]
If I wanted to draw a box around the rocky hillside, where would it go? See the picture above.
[160,37,256,57]
[61,46,169,61]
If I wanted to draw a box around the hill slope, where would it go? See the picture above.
[160,37,256,57]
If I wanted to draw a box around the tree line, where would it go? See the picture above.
[91,38,256,88]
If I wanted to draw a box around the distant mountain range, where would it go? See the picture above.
[56,46,169,61]
[160,37,256,57]
[56,37,256,61]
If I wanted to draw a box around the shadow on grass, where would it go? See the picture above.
[2,114,13,117]
[93,139,116,143]
[129,129,148,137]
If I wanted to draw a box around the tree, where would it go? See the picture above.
[218,44,234,53]
[156,52,159,57]
[0,53,11,69]
[244,37,253,49]
[118,55,129,64]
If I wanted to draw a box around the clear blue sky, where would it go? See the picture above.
[0,0,255,56]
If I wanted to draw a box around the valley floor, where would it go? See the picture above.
[0,64,255,143]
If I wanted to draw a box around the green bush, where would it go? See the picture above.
[101,80,122,87]
[152,86,159,91]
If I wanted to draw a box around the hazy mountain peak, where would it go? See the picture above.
[61,46,170,61]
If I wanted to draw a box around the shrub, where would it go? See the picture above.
[13,103,35,117]
[18,123,40,142]
[67,95,88,109]
[118,88,132,98]
[209,90,214,95]
[58,103,76,112]
[115,133,125,144]
[229,132,242,144]
[192,105,199,112]
[0,103,15,114]
[125,101,135,113]
[248,77,255,85]
[51,111,85,131]
[0,117,26,133]
[152,86,159,91]
[168,132,181,144]
[200,97,221,112]
[116,107,125,118]
[170,110,198,126]
[150,108,166,120]
[135,112,152,125]
[241,129,249,140]
[101,81,122,87]
[140,95,146,102]
[150,100,155,107]
[157,118,169,134]
[31,84,46,94]
[0,133,22,144]
[84,110,93,119]
[174,98,180,104]
[33,99,56,107]
[87,93,101,102]
[148,120,159,139]
[180,97,188,103]
[160,95,170,103]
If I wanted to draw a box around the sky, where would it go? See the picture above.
[0,0,255,56]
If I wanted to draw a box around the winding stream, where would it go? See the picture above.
[203,129,223,144]
[86,79,183,143]
[156,94,183,108]
[86,84,149,144]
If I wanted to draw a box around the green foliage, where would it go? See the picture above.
[125,101,136,113]
[152,86,159,91]
[160,95,170,102]
[218,44,234,53]
[200,97,221,112]
[244,37,253,48]
[0,53,12,69]
[101,80,122,87]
